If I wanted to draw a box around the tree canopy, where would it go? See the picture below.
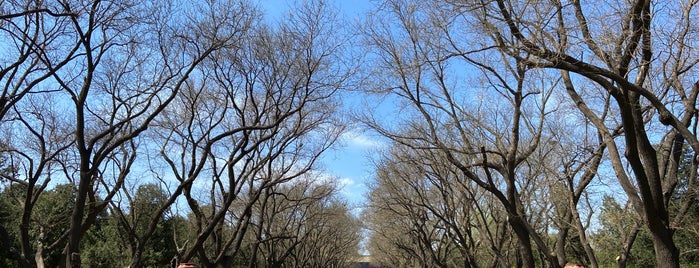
[1,0,698,268]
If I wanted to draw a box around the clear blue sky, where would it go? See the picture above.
[260,0,374,19]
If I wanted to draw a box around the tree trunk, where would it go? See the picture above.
[648,226,679,268]
[35,227,45,268]
[65,168,91,268]
[555,213,571,267]
[618,91,680,268]
[572,207,598,268]
[129,246,143,268]
[616,224,639,268]
[508,216,535,268]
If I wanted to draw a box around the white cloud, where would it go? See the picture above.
[341,129,385,148]
[339,177,355,187]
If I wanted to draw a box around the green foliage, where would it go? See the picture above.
[35,184,76,267]
[0,185,21,267]
[139,218,179,267]
[0,183,75,267]
[79,205,184,268]
[591,195,655,267]
[0,183,180,267]
[111,184,179,267]
[628,230,655,267]
[0,184,21,267]
[81,218,127,267]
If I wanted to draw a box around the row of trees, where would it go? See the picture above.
[3,0,699,267]
[360,0,699,267]
[364,140,699,267]
[0,179,360,267]
[0,0,361,267]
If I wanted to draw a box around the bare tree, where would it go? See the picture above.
[0,4,82,264]
[366,142,509,267]
[2,0,256,266]
[0,1,77,122]
[1,0,359,267]
[149,0,353,266]
[0,90,74,267]
[52,1,251,266]
[366,148,458,268]
[461,0,699,266]
[245,176,360,268]
[291,199,361,268]
[360,1,563,266]
[545,114,611,267]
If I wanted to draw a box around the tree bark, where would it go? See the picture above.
[508,215,535,268]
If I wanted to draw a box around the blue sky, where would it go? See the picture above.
[259,0,382,208]
[323,130,383,208]
[259,0,374,19]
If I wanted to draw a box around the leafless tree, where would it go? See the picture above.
[544,113,612,268]
[0,4,82,264]
[149,0,353,266]
[53,1,252,266]
[245,176,360,268]
[2,0,359,267]
[366,142,515,267]
[360,1,563,266]
[366,147,459,268]
[0,1,77,122]
[2,0,257,266]
[461,0,699,266]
